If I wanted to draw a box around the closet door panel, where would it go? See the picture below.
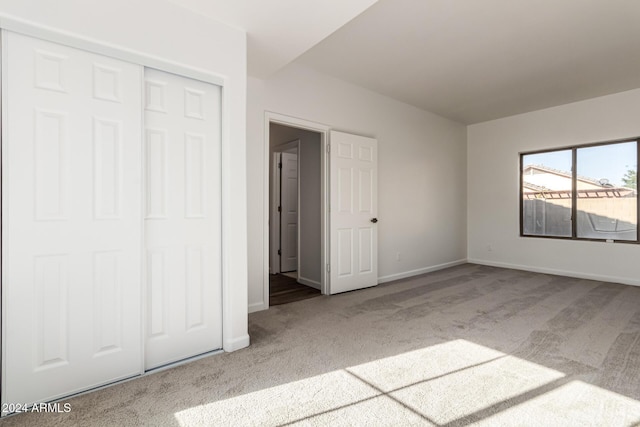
[2,31,143,408]
[144,68,222,370]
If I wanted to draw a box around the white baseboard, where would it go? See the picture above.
[298,276,321,290]
[223,334,250,352]
[377,259,468,284]
[468,258,640,287]
[248,301,267,313]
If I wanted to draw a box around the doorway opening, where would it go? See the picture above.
[266,115,328,307]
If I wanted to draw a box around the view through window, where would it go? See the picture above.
[521,140,638,242]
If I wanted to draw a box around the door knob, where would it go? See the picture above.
[370,218,378,223]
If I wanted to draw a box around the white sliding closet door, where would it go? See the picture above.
[144,68,222,369]
[2,32,143,406]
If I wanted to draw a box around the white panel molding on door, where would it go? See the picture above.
[329,131,378,294]
[270,152,282,275]
[280,152,299,273]
[2,31,143,408]
[144,68,223,370]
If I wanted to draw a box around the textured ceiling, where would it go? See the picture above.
[167,0,378,78]
[169,0,640,124]
[296,0,640,124]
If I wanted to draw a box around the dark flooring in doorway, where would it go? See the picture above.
[269,273,321,306]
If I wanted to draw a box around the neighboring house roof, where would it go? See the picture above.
[523,164,609,187]
[523,182,550,192]
[522,164,636,199]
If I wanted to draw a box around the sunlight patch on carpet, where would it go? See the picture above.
[349,339,565,424]
[477,380,640,426]
[172,339,640,426]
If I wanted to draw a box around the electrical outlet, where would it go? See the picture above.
[396,252,401,261]
[486,244,493,252]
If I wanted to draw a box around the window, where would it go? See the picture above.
[520,139,638,243]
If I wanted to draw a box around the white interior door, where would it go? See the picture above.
[329,131,378,294]
[280,152,298,273]
[2,31,143,407]
[144,68,222,370]
[270,152,282,274]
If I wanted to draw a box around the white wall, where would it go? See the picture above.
[0,0,249,350]
[248,63,468,311]
[298,133,322,287]
[468,88,640,286]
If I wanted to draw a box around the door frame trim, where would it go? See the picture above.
[262,112,329,310]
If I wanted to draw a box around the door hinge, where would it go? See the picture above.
[278,162,282,169]
[278,249,281,256]
[327,144,330,154]
[326,264,330,273]
[277,205,281,212]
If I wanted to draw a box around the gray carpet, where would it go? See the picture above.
[4,264,640,426]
